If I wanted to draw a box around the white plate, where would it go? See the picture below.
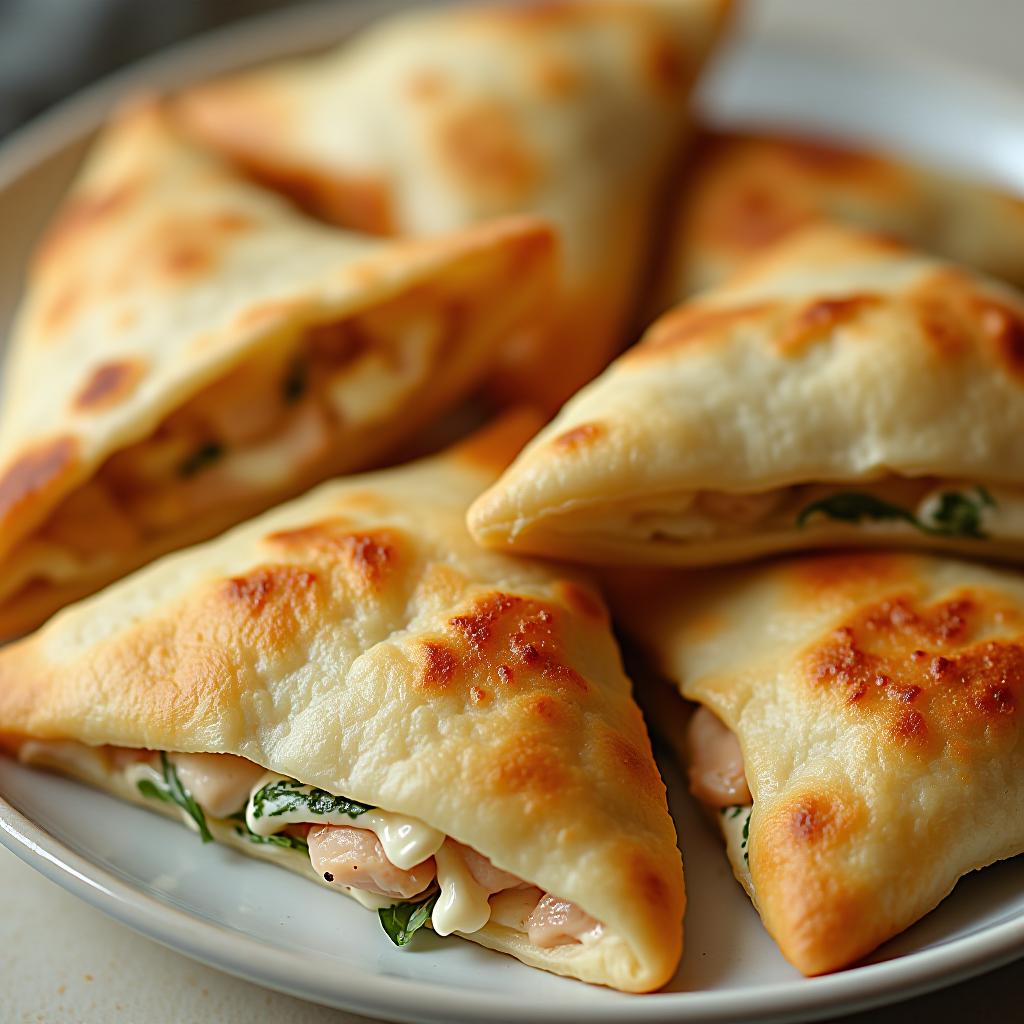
[1,3,1023,1021]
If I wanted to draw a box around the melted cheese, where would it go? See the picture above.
[488,885,544,932]
[244,772,445,870]
[627,478,1024,543]
[431,841,493,937]
[720,804,754,898]
[324,316,436,423]
[17,744,580,945]
[340,885,402,911]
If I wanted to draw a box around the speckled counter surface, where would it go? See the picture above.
[0,847,372,1024]
[2,2,1024,1022]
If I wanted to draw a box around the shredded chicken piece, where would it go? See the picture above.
[307,824,436,899]
[526,894,602,948]
[449,840,525,894]
[169,752,268,819]
[686,705,752,807]
[695,489,784,526]
[184,351,292,447]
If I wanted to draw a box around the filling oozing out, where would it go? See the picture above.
[3,289,456,603]
[686,707,753,889]
[636,478,1013,545]
[16,743,604,950]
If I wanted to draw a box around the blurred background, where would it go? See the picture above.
[3,0,1024,140]
[0,0,300,135]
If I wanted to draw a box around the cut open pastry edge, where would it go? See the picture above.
[7,737,655,991]
[0,215,555,638]
[471,474,1024,567]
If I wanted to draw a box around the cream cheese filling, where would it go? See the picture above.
[684,708,755,898]
[644,479,1016,543]
[244,771,446,871]
[15,740,604,951]
[0,293,453,605]
[719,804,754,898]
[431,841,493,937]
[534,477,1020,549]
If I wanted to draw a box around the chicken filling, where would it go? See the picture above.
[3,289,456,603]
[15,742,604,950]
[636,478,1008,545]
[685,705,750,809]
[686,706,753,889]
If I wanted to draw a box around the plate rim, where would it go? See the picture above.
[1,1,1024,1021]
[2,785,1023,1024]
[9,0,1024,193]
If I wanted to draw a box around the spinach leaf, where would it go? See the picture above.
[230,813,309,854]
[137,752,214,843]
[797,488,995,539]
[249,778,374,823]
[378,892,439,947]
[926,487,994,539]
[178,441,224,479]
[796,493,918,530]
[722,805,753,866]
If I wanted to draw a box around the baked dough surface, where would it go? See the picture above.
[0,103,553,632]
[470,225,1024,566]
[610,550,1024,973]
[0,416,683,992]
[179,0,733,406]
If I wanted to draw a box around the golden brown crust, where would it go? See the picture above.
[0,419,682,992]
[0,436,81,544]
[177,0,734,408]
[609,550,1024,974]
[469,223,1024,566]
[0,102,555,630]
[73,359,147,412]
[657,129,1024,307]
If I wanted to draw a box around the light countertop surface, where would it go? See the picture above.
[3,1,1023,1021]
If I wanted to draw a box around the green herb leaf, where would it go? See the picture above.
[925,488,994,539]
[136,753,214,843]
[136,778,170,804]
[378,892,439,947]
[796,492,918,530]
[233,822,309,854]
[282,358,309,404]
[741,808,751,866]
[249,779,374,823]
[178,441,224,479]
[797,488,995,540]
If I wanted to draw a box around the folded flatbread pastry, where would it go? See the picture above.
[469,224,1024,566]
[178,0,733,407]
[608,550,1024,974]
[0,102,554,636]
[0,415,684,993]
[658,130,1024,304]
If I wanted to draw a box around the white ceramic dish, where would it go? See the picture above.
[1,3,1023,1021]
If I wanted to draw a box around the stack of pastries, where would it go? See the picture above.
[0,0,1021,995]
